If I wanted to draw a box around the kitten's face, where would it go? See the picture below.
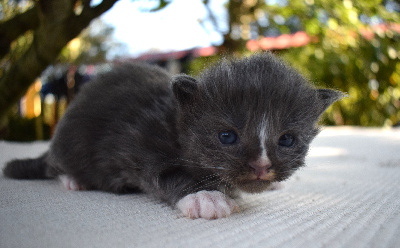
[173,53,342,193]
[175,94,319,193]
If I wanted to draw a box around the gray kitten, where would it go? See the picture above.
[4,53,342,219]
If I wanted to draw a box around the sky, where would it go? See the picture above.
[100,0,228,57]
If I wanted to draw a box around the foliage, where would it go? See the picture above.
[58,19,126,64]
[0,0,35,79]
[282,0,400,126]
[212,0,400,126]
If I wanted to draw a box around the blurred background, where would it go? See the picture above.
[0,0,399,141]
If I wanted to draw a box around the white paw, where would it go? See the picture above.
[59,175,85,191]
[176,190,239,220]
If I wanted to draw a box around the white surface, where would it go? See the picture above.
[1,127,400,248]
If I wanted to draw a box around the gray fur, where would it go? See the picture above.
[3,53,342,206]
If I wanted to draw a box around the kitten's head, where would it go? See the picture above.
[172,53,343,193]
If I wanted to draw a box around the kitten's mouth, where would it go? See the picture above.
[234,169,277,193]
[250,169,276,181]
[237,179,273,193]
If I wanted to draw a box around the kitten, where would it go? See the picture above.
[3,53,342,219]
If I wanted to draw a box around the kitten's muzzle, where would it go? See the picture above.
[248,158,275,181]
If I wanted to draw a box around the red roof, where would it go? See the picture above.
[359,23,400,40]
[246,23,400,51]
[246,31,312,51]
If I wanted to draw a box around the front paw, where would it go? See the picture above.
[176,190,239,219]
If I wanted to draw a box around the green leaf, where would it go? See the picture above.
[149,0,171,12]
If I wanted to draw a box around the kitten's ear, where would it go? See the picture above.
[172,74,199,105]
[316,89,345,115]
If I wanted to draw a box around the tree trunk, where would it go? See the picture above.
[0,0,118,122]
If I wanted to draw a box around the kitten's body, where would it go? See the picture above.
[4,53,342,219]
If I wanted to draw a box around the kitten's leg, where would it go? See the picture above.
[153,168,239,219]
[176,190,239,220]
[59,175,85,191]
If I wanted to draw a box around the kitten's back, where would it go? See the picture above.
[48,63,179,192]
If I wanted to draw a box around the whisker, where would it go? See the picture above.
[182,174,219,194]
[175,158,231,170]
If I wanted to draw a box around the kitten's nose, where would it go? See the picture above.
[249,157,272,179]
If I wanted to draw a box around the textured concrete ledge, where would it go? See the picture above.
[1,127,399,248]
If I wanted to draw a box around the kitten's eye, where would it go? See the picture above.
[278,134,295,147]
[218,131,238,145]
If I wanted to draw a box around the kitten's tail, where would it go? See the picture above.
[3,153,51,179]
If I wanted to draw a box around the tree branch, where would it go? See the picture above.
[80,0,120,22]
[0,0,119,120]
[0,6,40,58]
